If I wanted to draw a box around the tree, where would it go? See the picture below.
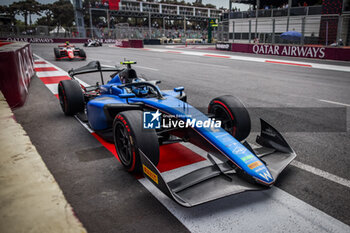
[9,0,42,27]
[51,0,74,28]
[36,4,54,26]
[0,5,17,25]
[205,4,216,9]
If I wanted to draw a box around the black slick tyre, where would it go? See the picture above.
[208,95,251,141]
[58,80,84,115]
[54,48,60,60]
[113,110,159,173]
[79,49,86,60]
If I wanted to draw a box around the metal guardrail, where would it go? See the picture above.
[0,25,214,41]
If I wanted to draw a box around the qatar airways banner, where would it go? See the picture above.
[220,43,350,61]
[252,44,326,59]
[1,37,118,44]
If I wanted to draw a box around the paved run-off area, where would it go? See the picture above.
[10,44,350,233]
[0,93,87,233]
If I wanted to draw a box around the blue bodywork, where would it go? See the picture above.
[86,72,274,185]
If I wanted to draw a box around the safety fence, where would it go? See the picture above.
[218,14,350,47]
[0,25,213,41]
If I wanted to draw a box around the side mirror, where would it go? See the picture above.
[174,87,184,96]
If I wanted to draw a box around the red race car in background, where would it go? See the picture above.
[54,42,86,61]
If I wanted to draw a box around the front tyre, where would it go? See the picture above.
[113,110,159,173]
[58,80,84,115]
[79,49,86,60]
[54,48,60,60]
[208,95,251,141]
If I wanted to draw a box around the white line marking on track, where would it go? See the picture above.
[291,160,350,189]
[33,63,57,68]
[134,65,159,71]
[87,57,112,63]
[34,54,90,87]
[45,83,58,94]
[173,60,228,69]
[319,99,350,107]
[122,47,350,73]
[74,116,94,133]
[36,70,68,78]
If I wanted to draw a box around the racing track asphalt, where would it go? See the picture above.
[13,44,350,232]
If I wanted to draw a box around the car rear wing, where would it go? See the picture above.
[68,61,124,85]
[68,61,123,77]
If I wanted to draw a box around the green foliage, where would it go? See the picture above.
[51,0,74,27]
[7,0,74,27]
[9,0,42,26]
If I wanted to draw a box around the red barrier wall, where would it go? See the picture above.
[115,39,144,48]
[216,42,350,61]
[0,42,35,108]
[0,37,117,44]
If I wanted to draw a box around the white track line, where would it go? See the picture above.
[36,70,68,78]
[319,99,350,107]
[120,47,350,73]
[74,115,94,133]
[291,160,350,189]
[133,65,159,71]
[45,83,58,95]
[34,54,90,87]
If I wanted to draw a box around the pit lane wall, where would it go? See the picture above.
[216,43,350,61]
[0,42,35,108]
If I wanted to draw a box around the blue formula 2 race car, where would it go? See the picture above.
[58,60,296,207]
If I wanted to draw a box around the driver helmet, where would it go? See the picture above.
[65,41,70,45]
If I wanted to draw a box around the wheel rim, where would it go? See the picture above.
[114,122,133,166]
[211,105,236,136]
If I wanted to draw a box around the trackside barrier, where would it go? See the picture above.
[143,39,161,45]
[115,39,143,48]
[0,42,35,108]
[1,37,117,44]
[216,42,350,61]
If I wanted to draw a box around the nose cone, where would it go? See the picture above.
[255,166,274,185]
[68,51,74,59]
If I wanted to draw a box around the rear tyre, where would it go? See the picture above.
[208,95,251,141]
[79,49,86,60]
[54,48,60,60]
[58,80,84,115]
[113,110,159,173]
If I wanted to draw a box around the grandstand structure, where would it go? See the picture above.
[88,0,222,28]
[219,0,350,46]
